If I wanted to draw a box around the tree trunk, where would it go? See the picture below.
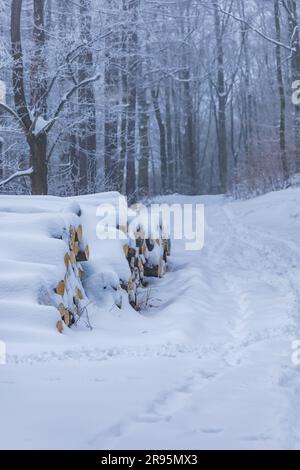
[104,2,119,190]
[138,84,150,196]
[28,133,48,195]
[151,88,167,193]
[182,68,197,194]
[78,0,97,194]
[31,0,47,114]
[126,0,138,200]
[118,6,128,194]
[214,1,228,193]
[274,0,289,181]
[286,0,300,172]
[11,0,48,195]
[165,79,174,193]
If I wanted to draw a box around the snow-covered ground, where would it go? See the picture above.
[1,188,300,450]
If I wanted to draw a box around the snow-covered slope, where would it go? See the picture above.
[1,188,300,449]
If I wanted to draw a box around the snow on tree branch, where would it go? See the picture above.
[45,73,101,135]
[200,2,296,52]
[0,167,33,188]
[0,102,28,133]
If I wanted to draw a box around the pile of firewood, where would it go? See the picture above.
[122,222,171,309]
[53,200,171,325]
[54,223,90,333]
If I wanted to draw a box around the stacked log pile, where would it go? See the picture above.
[54,222,89,333]
[122,214,171,310]
[70,193,171,311]
[0,195,90,336]
[0,193,171,338]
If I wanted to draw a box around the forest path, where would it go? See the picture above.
[109,197,300,450]
[1,193,300,449]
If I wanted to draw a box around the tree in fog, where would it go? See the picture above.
[0,0,300,197]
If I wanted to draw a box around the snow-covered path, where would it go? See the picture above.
[1,190,300,450]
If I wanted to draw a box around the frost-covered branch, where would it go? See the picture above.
[200,2,295,52]
[0,102,28,133]
[0,167,33,188]
[46,73,101,134]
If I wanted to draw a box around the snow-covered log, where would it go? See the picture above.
[0,192,171,332]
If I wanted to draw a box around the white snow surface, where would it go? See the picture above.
[1,188,300,449]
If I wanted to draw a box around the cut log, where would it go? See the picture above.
[128,247,136,258]
[69,225,76,245]
[127,277,134,294]
[76,287,84,300]
[63,310,71,327]
[78,264,84,280]
[75,224,83,242]
[144,265,159,278]
[64,253,70,270]
[141,243,147,255]
[123,244,129,257]
[74,241,79,257]
[58,304,72,327]
[54,280,65,296]
[146,239,155,252]
[76,244,90,262]
[56,320,64,334]
[58,303,66,318]
[70,250,76,267]
[136,237,145,252]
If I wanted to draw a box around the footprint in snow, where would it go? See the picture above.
[201,428,223,434]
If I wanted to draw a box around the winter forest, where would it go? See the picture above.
[2,0,300,452]
[0,0,300,199]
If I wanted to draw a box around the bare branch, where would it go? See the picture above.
[0,102,28,134]
[46,73,101,133]
[0,167,33,188]
[200,1,295,52]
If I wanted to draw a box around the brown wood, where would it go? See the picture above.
[76,244,90,262]
[74,242,79,256]
[54,280,65,296]
[69,225,76,246]
[75,224,83,242]
[76,287,83,300]
[70,251,76,267]
[128,247,136,257]
[144,265,159,278]
[78,265,84,280]
[64,253,70,270]
[123,244,129,257]
[58,303,66,318]
[63,310,71,327]
[56,320,64,334]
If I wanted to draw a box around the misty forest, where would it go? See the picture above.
[0,0,300,200]
[3,1,300,451]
